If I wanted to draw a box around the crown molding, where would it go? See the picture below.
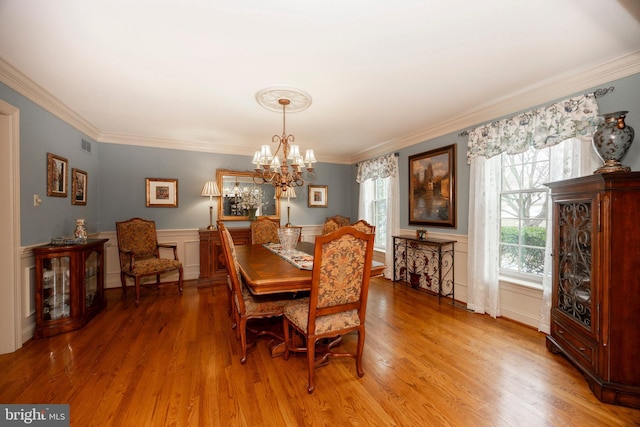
[98,132,256,156]
[350,51,640,164]
[99,131,349,164]
[3,52,639,166]
[0,58,101,140]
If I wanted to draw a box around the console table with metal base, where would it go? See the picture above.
[392,235,456,303]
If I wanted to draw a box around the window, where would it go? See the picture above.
[372,177,388,251]
[499,146,550,281]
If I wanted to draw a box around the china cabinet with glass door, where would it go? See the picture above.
[33,238,108,338]
[545,172,640,408]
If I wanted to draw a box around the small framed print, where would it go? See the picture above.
[308,185,328,208]
[71,168,87,205]
[146,178,178,207]
[47,153,68,197]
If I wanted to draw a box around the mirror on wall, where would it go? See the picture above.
[216,169,279,221]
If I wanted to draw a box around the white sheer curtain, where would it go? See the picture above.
[467,155,502,316]
[357,153,399,279]
[466,94,600,320]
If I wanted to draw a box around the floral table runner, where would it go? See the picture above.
[262,243,314,270]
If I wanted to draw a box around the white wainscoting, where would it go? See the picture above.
[18,226,543,345]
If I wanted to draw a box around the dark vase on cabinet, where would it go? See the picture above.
[33,238,108,338]
[545,172,640,409]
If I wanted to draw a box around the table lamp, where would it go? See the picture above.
[201,181,221,230]
[282,186,296,227]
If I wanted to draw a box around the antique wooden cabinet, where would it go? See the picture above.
[545,172,640,408]
[198,227,251,285]
[33,238,108,338]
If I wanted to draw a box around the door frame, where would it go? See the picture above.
[0,98,22,354]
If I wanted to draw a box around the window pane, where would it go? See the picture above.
[523,160,550,189]
[500,219,519,244]
[500,194,520,218]
[502,163,522,192]
[522,220,546,247]
[522,192,547,220]
[499,244,519,270]
[521,247,545,274]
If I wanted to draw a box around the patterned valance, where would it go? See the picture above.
[466,94,599,163]
[356,153,398,183]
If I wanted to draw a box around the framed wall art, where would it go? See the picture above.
[71,168,87,206]
[408,144,456,227]
[47,153,68,197]
[146,178,179,207]
[308,185,328,208]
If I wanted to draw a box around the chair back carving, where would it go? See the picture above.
[251,217,280,244]
[350,220,376,234]
[322,215,350,234]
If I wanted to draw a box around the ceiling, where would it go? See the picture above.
[1,0,639,164]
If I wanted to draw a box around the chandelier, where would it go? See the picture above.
[252,87,316,191]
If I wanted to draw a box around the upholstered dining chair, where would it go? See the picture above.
[282,226,375,393]
[217,220,236,327]
[322,215,350,234]
[115,217,183,306]
[321,218,341,235]
[218,223,300,364]
[350,219,376,234]
[250,217,280,244]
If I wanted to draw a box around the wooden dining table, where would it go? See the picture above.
[234,241,385,295]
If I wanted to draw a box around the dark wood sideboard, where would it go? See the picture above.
[198,227,251,285]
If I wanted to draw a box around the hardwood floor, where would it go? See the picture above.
[1,278,638,426]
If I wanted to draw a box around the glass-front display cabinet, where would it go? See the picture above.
[33,238,108,338]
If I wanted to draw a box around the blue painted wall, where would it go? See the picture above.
[3,72,639,246]
[97,143,352,232]
[1,82,101,244]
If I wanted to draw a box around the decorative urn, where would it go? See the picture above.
[592,111,634,173]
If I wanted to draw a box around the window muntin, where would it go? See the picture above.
[499,147,550,279]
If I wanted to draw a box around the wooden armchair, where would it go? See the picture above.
[251,217,280,244]
[115,217,183,306]
[283,226,375,393]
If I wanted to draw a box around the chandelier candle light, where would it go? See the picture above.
[252,87,317,190]
[281,186,297,227]
[201,181,221,230]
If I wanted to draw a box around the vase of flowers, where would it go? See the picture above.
[238,186,264,220]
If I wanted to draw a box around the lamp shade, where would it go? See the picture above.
[201,181,221,197]
[282,186,296,199]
